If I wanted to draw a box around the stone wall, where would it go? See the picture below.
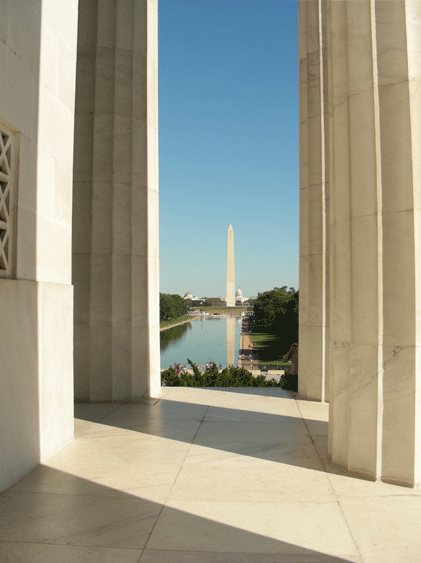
[0,0,78,491]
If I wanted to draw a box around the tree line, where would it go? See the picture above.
[160,293,189,321]
[248,286,299,351]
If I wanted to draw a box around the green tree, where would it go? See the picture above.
[160,293,189,321]
[249,287,298,352]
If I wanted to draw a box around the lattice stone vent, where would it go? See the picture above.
[0,125,15,278]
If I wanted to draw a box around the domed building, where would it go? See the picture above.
[183,292,199,301]
[235,287,248,305]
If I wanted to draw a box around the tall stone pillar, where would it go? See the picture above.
[327,0,421,486]
[73,0,160,401]
[298,0,330,401]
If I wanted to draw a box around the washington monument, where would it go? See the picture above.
[226,224,235,307]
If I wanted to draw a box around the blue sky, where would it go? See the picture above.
[159,0,299,298]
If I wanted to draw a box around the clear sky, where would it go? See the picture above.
[159,0,299,299]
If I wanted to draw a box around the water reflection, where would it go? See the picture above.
[160,317,242,369]
[226,316,235,367]
[160,322,191,352]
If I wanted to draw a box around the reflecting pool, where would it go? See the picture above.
[160,316,242,369]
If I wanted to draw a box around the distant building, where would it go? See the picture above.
[235,287,249,305]
[222,287,250,305]
[183,292,199,301]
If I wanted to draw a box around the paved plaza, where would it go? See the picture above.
[1,387,420,563]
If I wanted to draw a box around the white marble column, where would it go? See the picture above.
[73,0,160,401]
[327,0,421,486]
[375,0,421,487]
[298,0,329,402]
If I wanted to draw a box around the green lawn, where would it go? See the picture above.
[248,331,291,365]
[191,306,251,315]
[160,315,192,329]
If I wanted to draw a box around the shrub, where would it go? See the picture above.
[161,360,284,388]
[281,367,298,392]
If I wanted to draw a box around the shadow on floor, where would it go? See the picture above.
[0,468,359,563]
[73,393,361,481]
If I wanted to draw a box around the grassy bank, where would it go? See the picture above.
[160,315,192,330]
[191,306,251,315]
[248,331,291,365]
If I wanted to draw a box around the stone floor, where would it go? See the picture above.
[1,387,421,563]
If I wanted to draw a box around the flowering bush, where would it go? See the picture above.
[161,360,282,388]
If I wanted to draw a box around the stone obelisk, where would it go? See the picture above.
[226,224,235,306]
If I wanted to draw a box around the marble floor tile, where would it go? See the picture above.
[203,406,302,424]
[146,500,360,559]
[183,441,324,470]
[167,464,336,503]
[140,549,361,563]
[295,398,329,421]
[188,420,317,469]
[44,438,189,477]
[74,416,201,443]
[74,417,96,438]
[10,462,181,504]
[193,420,311,447]
[0,490,160,549]
[0,542,143,563]
[74,402,122,421]
[328,472,421,498]
[302,418,328,437]
[90,419,202,442]
[67,426,195,456]
[339,495,421,562]
[100,402,209,425]
[159,387,292,410]
[2,389,419,563]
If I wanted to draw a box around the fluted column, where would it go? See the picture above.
[327,0,421,486]
[73,0,160,401]
[298,0,330,401]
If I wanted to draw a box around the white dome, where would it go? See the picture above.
[236,288,243,297]
[184,292,193,299]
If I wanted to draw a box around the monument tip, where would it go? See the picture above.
[228,223,233,231]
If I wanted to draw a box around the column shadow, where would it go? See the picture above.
[73,395,360,481]
[0,467,359,563]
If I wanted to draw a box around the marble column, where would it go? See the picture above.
[298,0,330,402]
[73,0,160,401]
[326,0,421,486]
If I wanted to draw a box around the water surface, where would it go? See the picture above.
[160,317,242,369]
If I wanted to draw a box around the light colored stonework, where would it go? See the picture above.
[0,0,78,491]
[298,0,329,403]
[0,120,17,278]
[0,0,420,494]
[299,0,421,487]
[226,224,235,307]
[73,0,160,402]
